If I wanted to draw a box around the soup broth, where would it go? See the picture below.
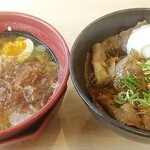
[0,31,58,130]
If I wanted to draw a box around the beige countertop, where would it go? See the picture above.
[1,0,150,149]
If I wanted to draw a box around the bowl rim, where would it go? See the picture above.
[70,8,150,138]
[0,11,69,138]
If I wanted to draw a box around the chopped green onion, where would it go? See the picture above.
[141,60,150,75]
[114,92,127,105]
[131,98,147,107]
[126,89,134,99]
[114,89,150,107]
[137,112,150,116]
[118,72,138,90]
[114,59,150,107]
[144,76,150,82]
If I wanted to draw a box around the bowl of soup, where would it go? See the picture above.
[0,12,69,140]
[70,8,150,142]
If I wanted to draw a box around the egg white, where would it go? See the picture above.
[17,38,33,61]
[126,24,150,58]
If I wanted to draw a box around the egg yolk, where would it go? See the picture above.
[1,40,26,56]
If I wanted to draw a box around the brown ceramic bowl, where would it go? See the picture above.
[0,12,69,140]
[70,8,150,143]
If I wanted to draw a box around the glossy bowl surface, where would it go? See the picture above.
[70,8,150,142]
[0,12,69,140]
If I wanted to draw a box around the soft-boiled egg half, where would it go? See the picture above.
[0,37,33,61]
[126,24,150,59]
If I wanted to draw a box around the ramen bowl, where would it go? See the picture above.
[0,12,69,140]
[70,8,150,143]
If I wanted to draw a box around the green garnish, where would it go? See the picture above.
[137,112,150,116]
[114,89,150,107]
[118,72,138,90]
[144,76,150,82]
[113,58,150,108]
[114,92,127,105]
[141,60,150,75]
